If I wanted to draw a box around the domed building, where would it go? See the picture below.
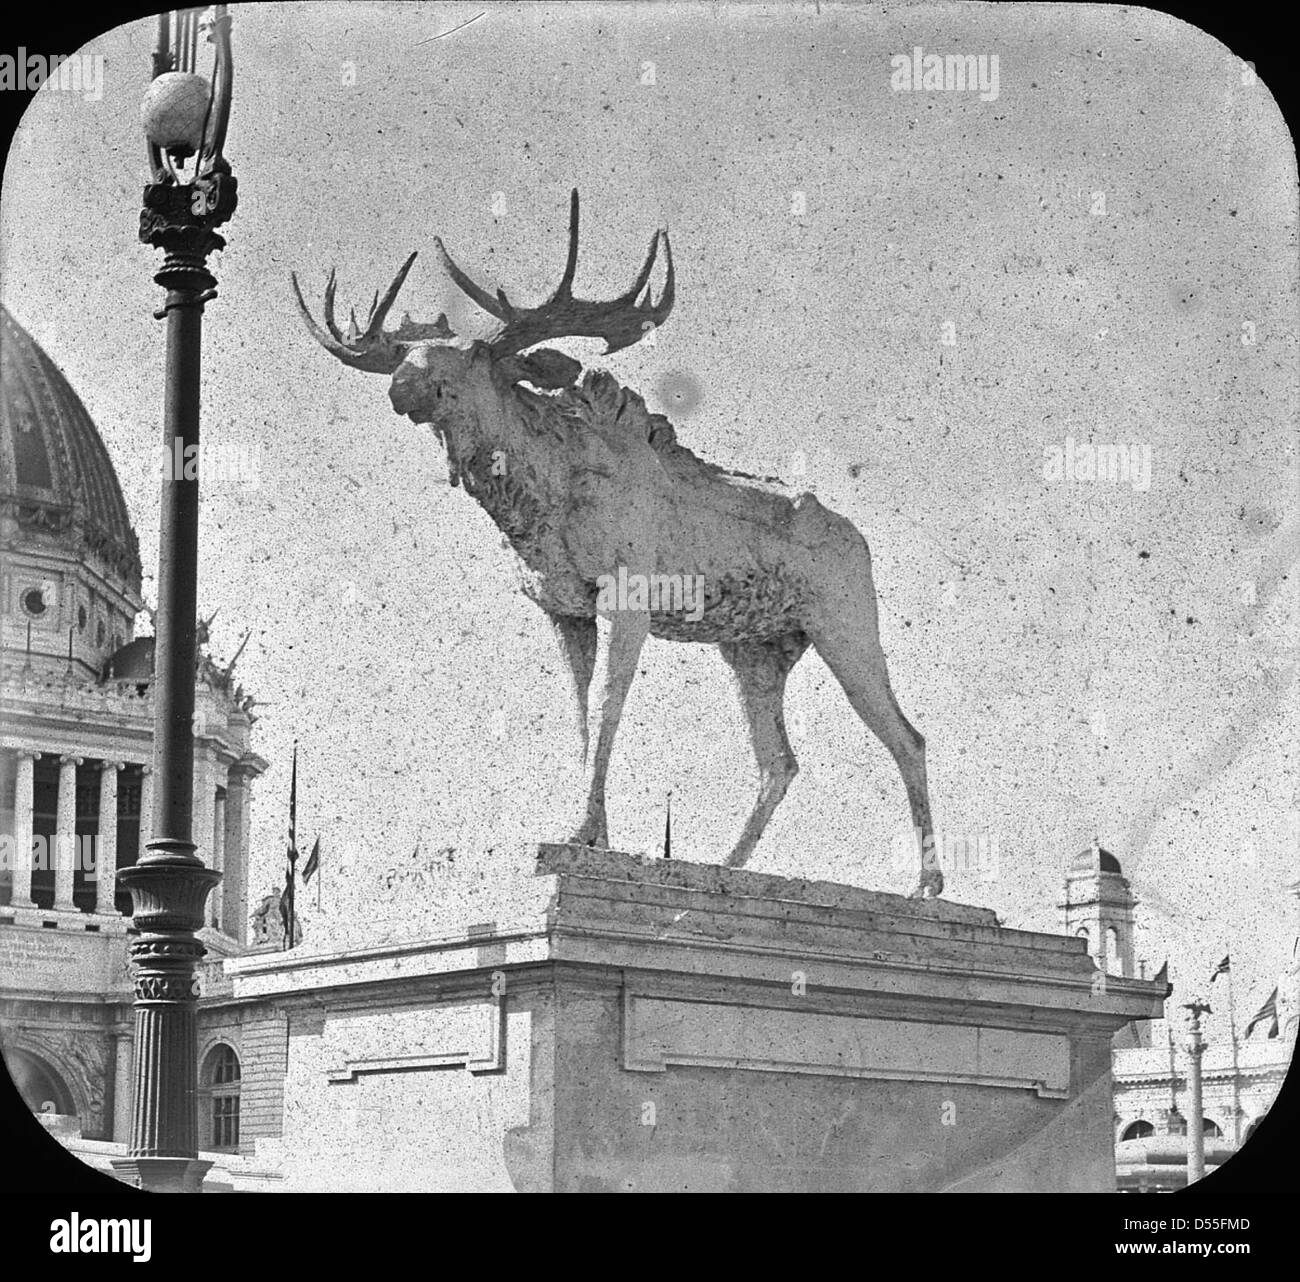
[0,305,266,1148]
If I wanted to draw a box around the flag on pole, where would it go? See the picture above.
[302,836,321,884]
[287,741,299,870]
[1244,988,1279,1040]
[278,875,293,948]
[1209,955,1230,983]
[282,741,299,950]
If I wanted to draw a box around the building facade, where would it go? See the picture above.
[0,306,269,1167]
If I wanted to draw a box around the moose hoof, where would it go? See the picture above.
[910,868,945,900]
[567,821,609,850]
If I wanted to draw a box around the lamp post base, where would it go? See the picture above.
[109,1156,212,1193]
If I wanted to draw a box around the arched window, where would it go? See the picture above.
[201,1044,241,1151]
[7,1048,75,1118]
[1121,1120,1155,1142]
[1202,1118,1223,1138]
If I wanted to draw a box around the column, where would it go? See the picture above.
[211,785,227,931]
[112,1029,134,1142]
[222,765,252,943]
[1185,1002,1209,1184]
[11,751,37,908]
[192,756,216,870]
[139,766,155,845]
[96,761,122,915]
[54,755,82,911]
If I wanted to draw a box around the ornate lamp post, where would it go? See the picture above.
[110,6,237,1194]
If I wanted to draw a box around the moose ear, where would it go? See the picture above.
[495,347,582,390]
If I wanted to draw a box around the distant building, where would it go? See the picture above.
[1110,1034,1289,1192]
[0,307,270,1172]
[1058,842,1296,1191]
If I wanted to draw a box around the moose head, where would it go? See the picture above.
[293,191,942,898]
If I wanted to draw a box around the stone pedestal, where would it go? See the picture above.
[228,847,1167,1192]
[109,1157,212,1193]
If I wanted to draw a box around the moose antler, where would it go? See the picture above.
[290,252,455,373]
[292,190,672,368]
[435,189,674,355]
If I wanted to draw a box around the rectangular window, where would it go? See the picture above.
[212,1094,240,1148]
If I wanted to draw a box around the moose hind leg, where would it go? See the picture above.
[718,636,809,868]
[811,630,940,898]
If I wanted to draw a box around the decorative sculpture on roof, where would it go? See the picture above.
[250,890,299,949]
[293,191,941,896]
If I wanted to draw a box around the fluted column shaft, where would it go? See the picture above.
[192,755,216,908]
[54,755,82,911]
[211,785,227,930]
[222,764,253,942]
[11,751,37,907]
[96,761,122,914]
[130,983,200,1154]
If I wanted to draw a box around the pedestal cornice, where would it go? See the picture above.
[228,846,1168,1038]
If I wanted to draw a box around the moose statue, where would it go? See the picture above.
[292,191,942,897]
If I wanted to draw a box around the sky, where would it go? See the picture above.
[1,2,1296,1052]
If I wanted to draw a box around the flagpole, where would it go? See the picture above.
[291,742,297,947]
[1226,964,1241,1148]
[284,740,298,950]
[1165,1016,1181,1129]
[289,741,295,948]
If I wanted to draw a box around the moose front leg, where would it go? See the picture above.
[548,612,598,765]
[568,608,649,849]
